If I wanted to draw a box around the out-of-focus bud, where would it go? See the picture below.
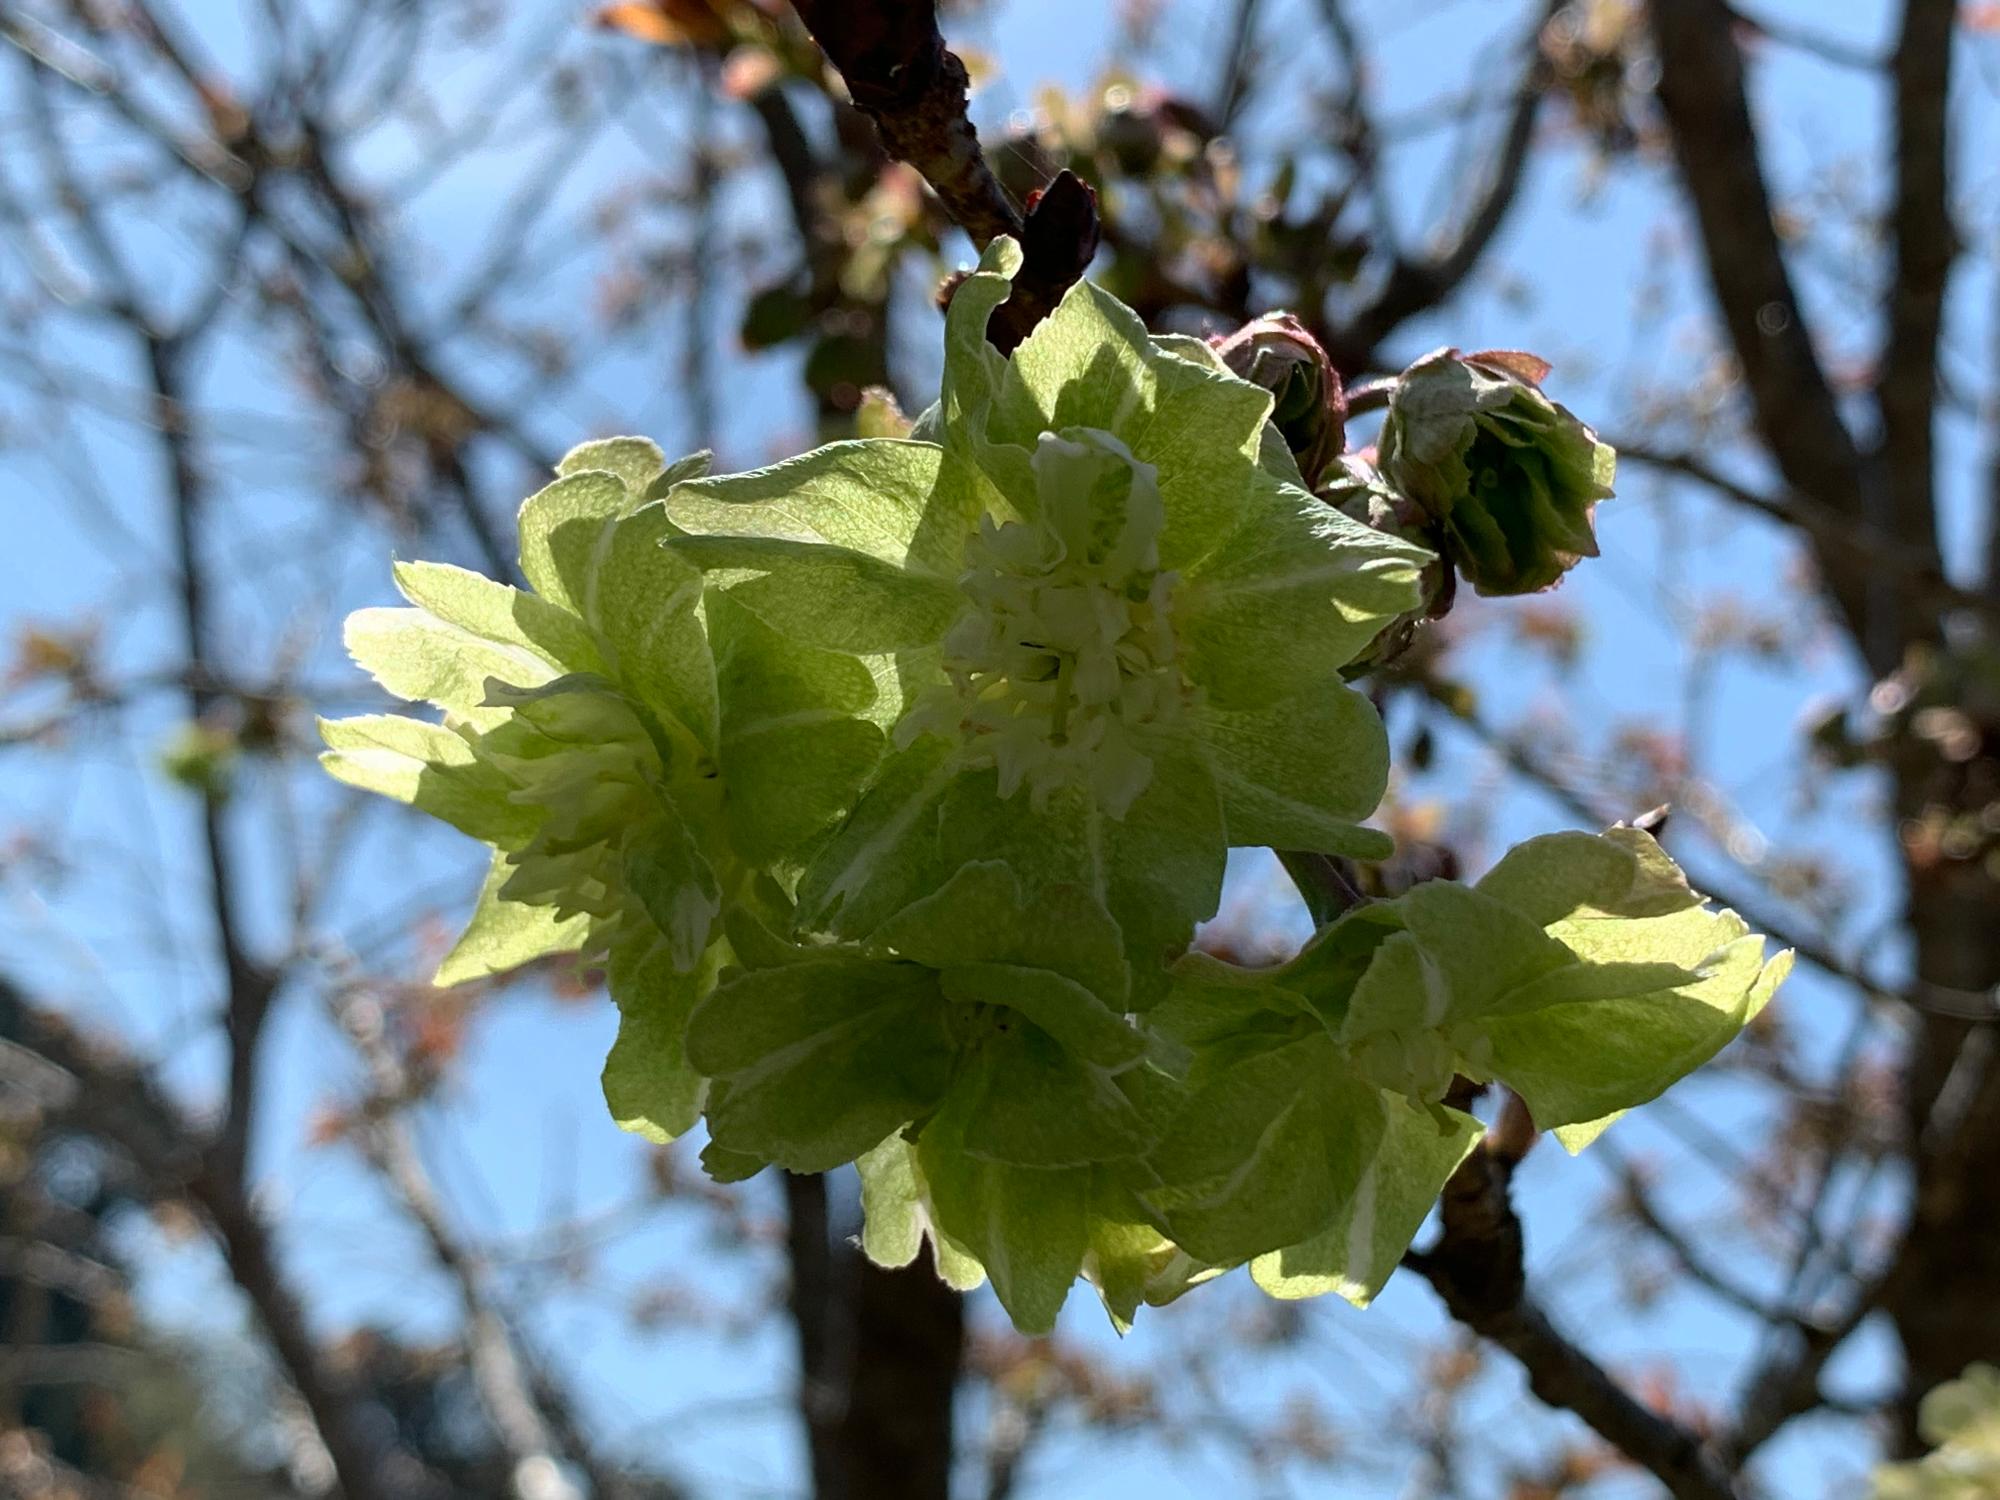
[1211,313,1346,488]
[1096,84,1165,176]
[160,718,239,800]
[1321,455,1453,673]
[1377,348,1615,596]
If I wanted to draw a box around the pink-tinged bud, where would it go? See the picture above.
[1210,313,1346,487]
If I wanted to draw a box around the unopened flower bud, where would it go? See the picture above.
[1377,348,1615,596]
[1211,313,1346,487]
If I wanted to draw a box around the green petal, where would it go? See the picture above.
[798,741,958,939]
[724,719,884,868]
[668,439,975,577]
[868,860,1129,1008]
[1144,1030,1386,1264]
[1082,1184,1184,1333]
[621,805,721,973]
[702,590,885,864]
[434,852,588,986]
[1187,687,1393,860]
[939,964,1143,1068]
[993,280,1273,570]
[601,933,716,1142]
[669,533,963,654]
[918,1114,1088,1335]
[392,560,603,672]
[517,470,631,615]
[1386,880,1576,1024]
[686,958,955,1172]
[1474,827,1701,925]
[1251,1098,1480,1305]
[932,1020,1152,1167]
[1484,939,1790,1135]
[932,751,1227,1004]
[644,448,716,500]
[318,714,538,845]
[591,503,718,751]
[1176,476,1432,701]
[855,1134,926,1269]
[558,435,666,494]
[344,607,555,724]
[1102,745,1229,1000]
[939,238,1024,436]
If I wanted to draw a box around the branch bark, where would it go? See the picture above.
[785,0,1098,353]
[1646,0,1878,654]
[781,1173,965,1500]
[1322,0,1560,371]
[6,994,392,1500]
[1876,0,1958,637]
[1407,1138,1743,1500]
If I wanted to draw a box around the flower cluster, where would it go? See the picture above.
[326,239,1786,1334]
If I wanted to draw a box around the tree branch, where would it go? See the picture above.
[1646,0,1878,654]
[781,1171,965,1500]
[784,0,1098,353]
[1595,1140,1805,1328]
[329,975,638,1500]
[1406,1140,1743,1500]
[1875,0,1957,620]
[1617,442,1998,626]
[6,994,391,1500]
[1323,0,1559,369]
[144,332,281,1203]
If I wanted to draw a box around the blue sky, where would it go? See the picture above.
[5,0,1993,1494]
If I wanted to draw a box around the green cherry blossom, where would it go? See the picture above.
[682,861,1175,1333]
[318,244,1793,1340]
[322,439,883,1142]
[664,237,1433,978]
[1137,829,1789,1307]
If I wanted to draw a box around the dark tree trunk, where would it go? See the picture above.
[784,1172,965,1500]
[1886,850,2000,1454]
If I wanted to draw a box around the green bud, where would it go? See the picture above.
[1210,313,1345,488]
[160,719,239,800]
[1377,348,1615,596]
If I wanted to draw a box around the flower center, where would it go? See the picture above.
[899,428,1189,816]
[480,679,671,925]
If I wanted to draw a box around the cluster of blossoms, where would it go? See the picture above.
[325,238,1788,1334]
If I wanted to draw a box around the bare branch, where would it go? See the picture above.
[1595,1139,1805,1328]
[1407,1140,1743,1500]
[1213,0,1263,129]
[6,995,392,1500]
[1646,0,1880,655]
[1323,0,1560,369]
[1722,1254,1906,1464]
[1875,0,1958,616]
[789,1,1016,246]
[784,0,1099,353]
[327,974,644,1500]
[134,331,286,1201]
[1616,442,1998,626]
[1725,4,1888,71]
